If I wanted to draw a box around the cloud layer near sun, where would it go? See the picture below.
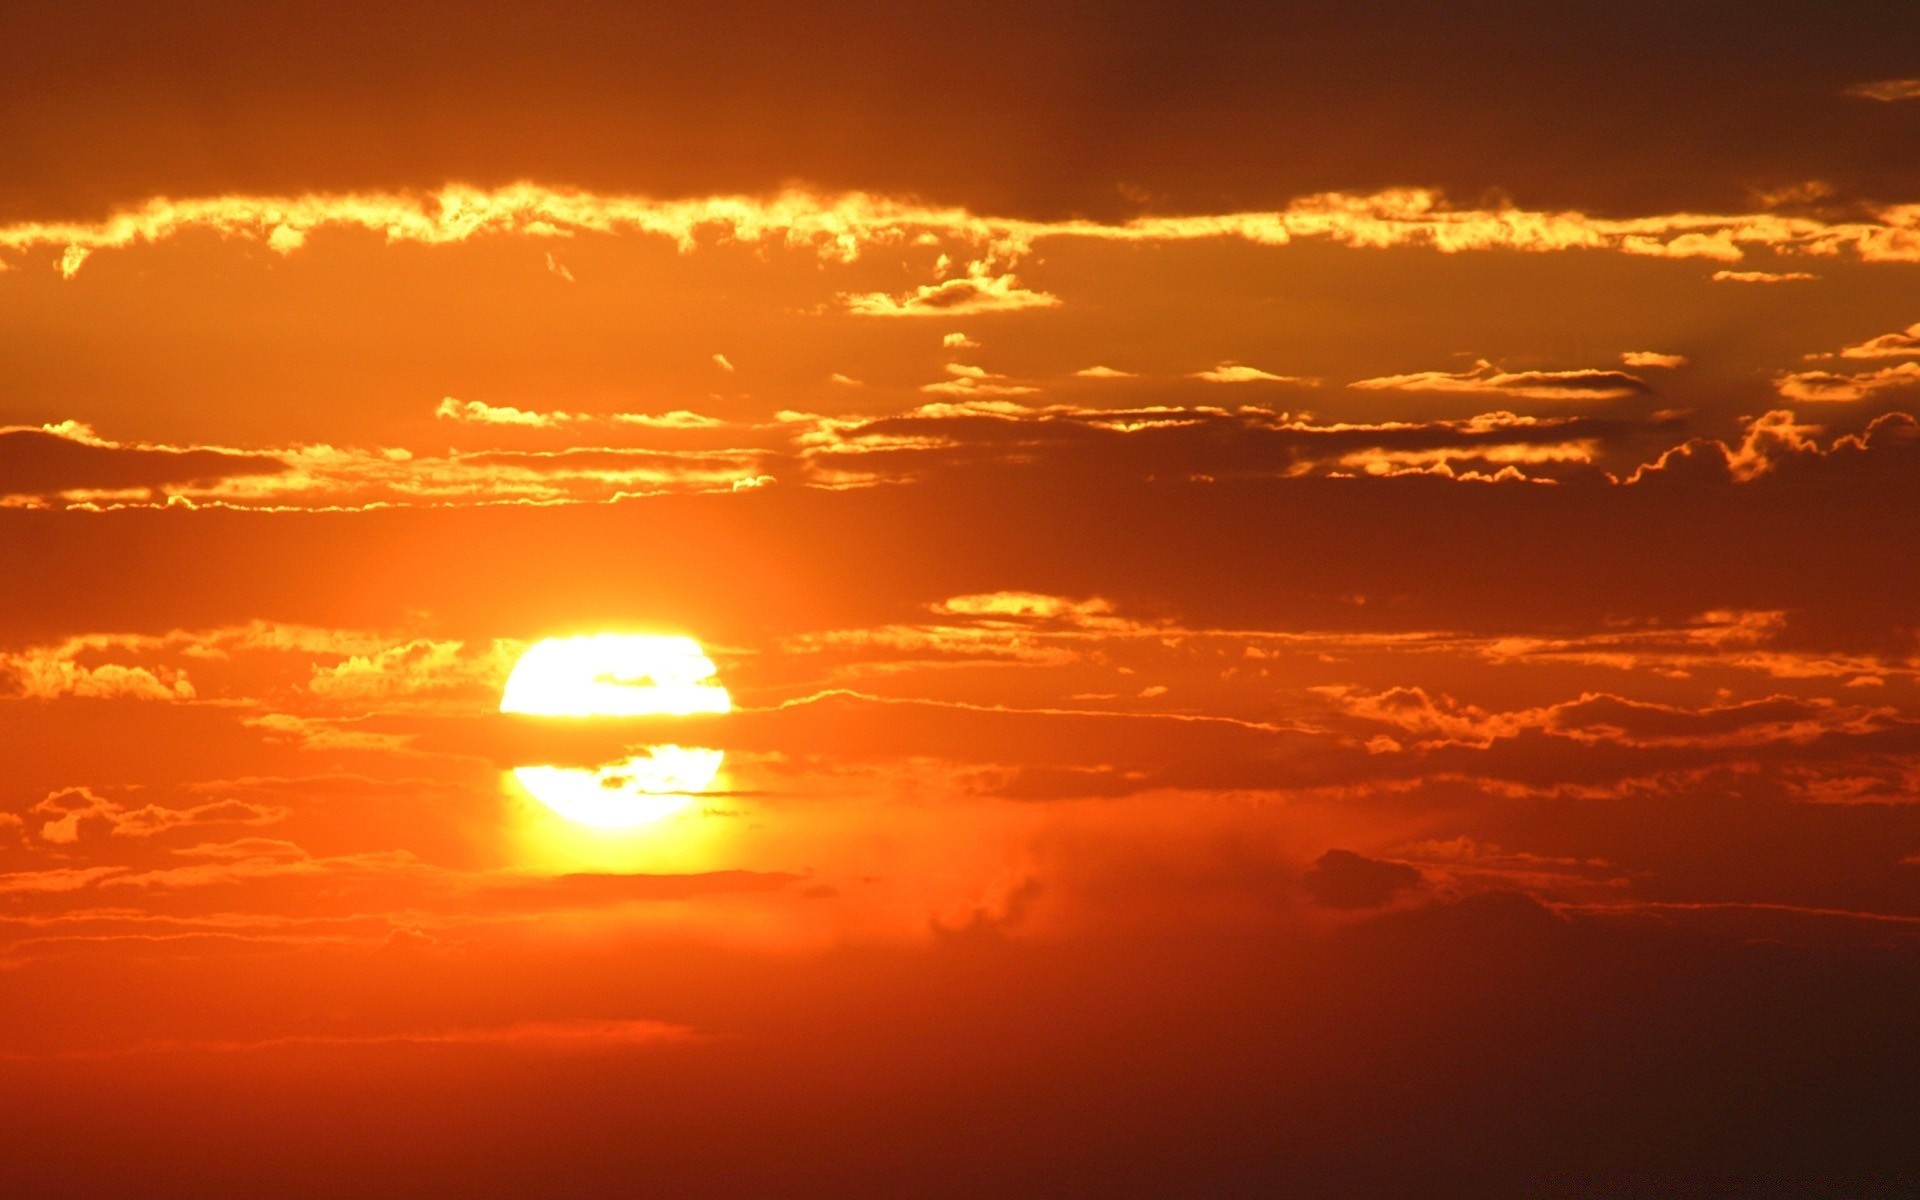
[8,184,1920,283]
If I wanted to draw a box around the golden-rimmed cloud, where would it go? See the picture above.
[841,270,1061,317]
[9,183,1920,282]
[436,398,726,430]
[1775,361,1920,403]
[1,422,285,505]
[4,422,767,511]
[785,400,1649,486]
[1190,363,1315,385]
[919,363,1040,399]
[1350,359,1649,401]
[1832,321,1920,359]
[1711,269,1817,283]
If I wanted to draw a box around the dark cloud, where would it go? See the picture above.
[1303,848,1422,908]
[0,428,285,500]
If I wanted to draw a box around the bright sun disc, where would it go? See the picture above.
[501,634,732,828]
[500,633,731,717]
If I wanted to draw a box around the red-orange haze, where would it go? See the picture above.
[6,3,1920,1196]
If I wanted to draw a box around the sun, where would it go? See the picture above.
[500,634,731,829]
[500,633,731,717]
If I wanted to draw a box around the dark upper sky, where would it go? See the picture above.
[6,0,1920,220]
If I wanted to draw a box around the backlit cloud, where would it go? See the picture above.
[842,270,1061,317]
[1711,269,1816,283]
[1191,364,1313,385]
[9,183,1920,283]
[1350,359,1649,401]
[1834,321,1920,359]
[1775,361,1920,403]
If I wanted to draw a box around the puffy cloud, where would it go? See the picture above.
[712,353,735,372]
[1624,409,1828,482]
[1621,351,1687,369]
[941,332,979,349]
[1075,365,1138,379]
[435,398,567,427]
[1350,359,1648,401]
[305,638,521,702]
[0,637,196,702]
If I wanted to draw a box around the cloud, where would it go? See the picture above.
[305,638,521,702]
[1190,364,1312,385]
[789,401,1658,486]
[436,399,724,431]
[30,787,287,845]
[712,353,735,372]
[1774,361,1920,403]
[609,410,726,429]
[1711,270,1816,283]
[1303,850,1423,909]
[14,183,1920,292]
[1075,365,1138,379]
[543,251,574,282]
[0,639,196,701]
[1833,322,1920,359]
[6,422,765,510]
[919,363,1039,398]
[1625,409,1830,482]
[1846,78,1920,102]
[842,271,1061,317]
[1350,359,1649,401]
[942,332,980,349]
[1,423,286,504]
[1621,351,1687,369]
[435,398,569,427]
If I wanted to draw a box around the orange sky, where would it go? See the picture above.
[6,4,1920,1196]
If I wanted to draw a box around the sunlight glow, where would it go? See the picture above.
[510,747,724,828]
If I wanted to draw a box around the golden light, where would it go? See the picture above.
[500,634,731,829]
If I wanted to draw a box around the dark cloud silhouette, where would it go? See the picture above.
[1303,848,1423,908]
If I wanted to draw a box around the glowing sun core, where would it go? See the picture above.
[500,633,731,717]
[500,634,731,829]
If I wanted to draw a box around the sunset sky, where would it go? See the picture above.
[7,4,1920,1195]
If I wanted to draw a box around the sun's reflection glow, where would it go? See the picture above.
[500,633,731,832]
[510,746,723,829]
